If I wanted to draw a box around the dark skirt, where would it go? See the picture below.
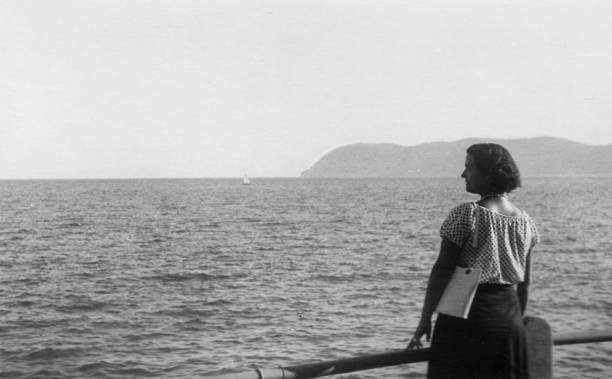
[427,284,526,379]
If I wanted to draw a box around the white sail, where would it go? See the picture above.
[242,174,251,185]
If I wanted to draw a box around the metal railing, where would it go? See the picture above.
[206,329,612,379]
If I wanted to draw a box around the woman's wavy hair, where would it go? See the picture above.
[466,143,521,194]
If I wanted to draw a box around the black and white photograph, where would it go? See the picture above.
[1,1,611,378]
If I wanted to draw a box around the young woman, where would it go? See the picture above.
[407,143,540,379]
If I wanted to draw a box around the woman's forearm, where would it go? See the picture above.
[421,263,455,319]
[420,238,462,319]
[518,249,532,315]
[517,282,529,314]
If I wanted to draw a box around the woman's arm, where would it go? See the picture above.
[407,238,461,349]
[420,238,462,319]
[517,248,532,315]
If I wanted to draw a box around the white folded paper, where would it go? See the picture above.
[435,266,482,319]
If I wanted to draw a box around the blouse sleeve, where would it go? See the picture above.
[439,203,476,247]
[529,217,541,248]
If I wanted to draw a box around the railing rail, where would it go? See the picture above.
[206,329,612,379]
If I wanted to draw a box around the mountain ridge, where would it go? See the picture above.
[300,137,612,178]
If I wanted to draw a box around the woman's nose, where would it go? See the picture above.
[461,170,466,178]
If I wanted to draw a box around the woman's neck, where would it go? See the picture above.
[480,193,507,200]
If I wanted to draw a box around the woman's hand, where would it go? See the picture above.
[406,317,431,350]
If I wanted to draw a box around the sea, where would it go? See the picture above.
[1,177,610,379]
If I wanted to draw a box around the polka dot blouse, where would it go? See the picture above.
[440,202,540,285]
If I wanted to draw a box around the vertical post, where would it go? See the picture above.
[524,316,553,379]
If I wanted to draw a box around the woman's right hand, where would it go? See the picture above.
[406,317,431,350]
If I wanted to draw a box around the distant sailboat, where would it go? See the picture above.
[242,173,251,185]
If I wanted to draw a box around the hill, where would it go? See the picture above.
[300,137,612,178]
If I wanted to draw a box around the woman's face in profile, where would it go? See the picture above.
[461,154,487,194]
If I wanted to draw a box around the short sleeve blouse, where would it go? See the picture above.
[440,202,540,284]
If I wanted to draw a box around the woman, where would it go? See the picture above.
[407,143,540,379]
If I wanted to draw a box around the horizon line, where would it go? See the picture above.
[347,135,612,148]
[2,174,612,181]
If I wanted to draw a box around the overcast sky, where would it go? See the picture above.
[2,0,611,178]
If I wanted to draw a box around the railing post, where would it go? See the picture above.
[524,316,553,379]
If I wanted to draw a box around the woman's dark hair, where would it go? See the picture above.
[466,143,521,194]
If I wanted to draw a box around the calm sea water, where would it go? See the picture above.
[1,178,610,379]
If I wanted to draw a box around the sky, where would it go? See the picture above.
[2,0,612,179]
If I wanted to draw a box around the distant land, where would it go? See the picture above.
[300,137,612,178]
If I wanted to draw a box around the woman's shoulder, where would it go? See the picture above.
[519,209,539,231]
[443,202,478,224]
[440,202,478,244]
[448,202,478,216]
